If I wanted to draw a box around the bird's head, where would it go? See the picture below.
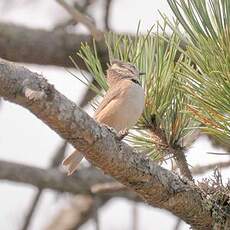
[106,60,144,86]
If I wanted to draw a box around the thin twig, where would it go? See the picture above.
[192,160,230,175]
[173,218,182,230]
[93,197,101,230]
[54,0,92,30]
[46,195,95,230]
[21,190,42,230]
[56,0,103,40]
[104,0,113,31]
[132,202,139,230]
[20,142,67,230]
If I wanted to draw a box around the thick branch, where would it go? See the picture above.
[0,23,108,68]
[0,59,220,229]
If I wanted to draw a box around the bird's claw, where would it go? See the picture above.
[117,129,129,140]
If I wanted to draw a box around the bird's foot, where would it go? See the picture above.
[103,124,117,134]
[117,129,129,140]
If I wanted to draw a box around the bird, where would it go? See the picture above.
[62,60,145,175]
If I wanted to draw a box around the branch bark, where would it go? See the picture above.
[0,58,225,229]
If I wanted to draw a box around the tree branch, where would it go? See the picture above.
[20,141,67,230]
[0,23,108,68]
[192,161,230,175]
[0,160,107,194]
[53,0,92,30]
[45,195,100,230]
[104,0,113,31]
[0,58,224,229]
[174,149,193,181]
[56,0,103,40]
[0,160,139,201]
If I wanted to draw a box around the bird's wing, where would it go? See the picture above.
[94,85,121,119]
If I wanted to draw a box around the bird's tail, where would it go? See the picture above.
[62,149,84,175]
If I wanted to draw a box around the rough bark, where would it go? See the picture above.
[0,58,224,229]
[0,23,108,69]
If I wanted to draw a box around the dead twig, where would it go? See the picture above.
[54,0,92,30]
[192,161,230,175]
[20,142,67,230]
[56,0,103,40]
[104,0,113,31]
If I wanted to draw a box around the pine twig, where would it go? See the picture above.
[174,149,193,181]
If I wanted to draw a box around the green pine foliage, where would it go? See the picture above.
[167,0,230,146]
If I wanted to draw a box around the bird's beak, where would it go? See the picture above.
[139,72,146,76]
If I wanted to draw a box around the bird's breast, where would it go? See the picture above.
[116,82,145,130]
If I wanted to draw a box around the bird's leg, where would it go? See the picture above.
[102,124,128,140]
[103,124,117,134]
[117,128,129,140]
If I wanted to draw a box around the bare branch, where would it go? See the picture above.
[46,195,108,230]
[56,0,103,40]
[20,141,67,230]
[0,160,104,194]
[45,195,95,230]
[173,218,182,230]
[104,0,113,31]
[0,160,141,207]
[54,0,92,30]
[192,161,230,175]
[0,23,108,68]
[132,202,139,230]
[21,190,43,230]
[0,58,225,229]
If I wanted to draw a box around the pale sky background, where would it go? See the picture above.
[0,0,229,230]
